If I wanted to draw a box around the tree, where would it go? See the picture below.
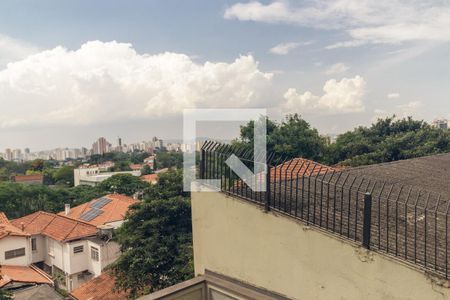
[53,166,75,186]
[155,152,183,169]
[111,169,192,298]
[144,169,187,200]
[141,165,153,175]
[111,197,193,297]
[236,114,327,161]
[98,174,149,196]
[30,159,45,172]
[327,116,450,166]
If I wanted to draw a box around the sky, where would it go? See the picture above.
[0,0,450,150]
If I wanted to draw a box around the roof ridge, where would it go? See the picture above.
[63,221,80,242]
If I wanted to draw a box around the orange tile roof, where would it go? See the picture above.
[0,265,53,287]
[0,212,29,240]
[140,174,158,184]
[11,211,97,242]
[271,158,339,181]
[129,164,143,170]
[70,272,128,300]
[12,174,44,183]
[59,194,138,226]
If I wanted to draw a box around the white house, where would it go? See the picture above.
[0,212,31,266]
[11,211,120,292]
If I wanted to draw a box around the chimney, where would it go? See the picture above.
[64,204,71,216]
[20,222,24,231]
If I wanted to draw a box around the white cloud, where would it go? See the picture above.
[0,41,273,129]
[0,34,39,66]
[225,1,450,47]
[373,101,423,120]
[387,93,400,99]
[325,63,349,75]
[283,75,366,114]
[269,42,300,55]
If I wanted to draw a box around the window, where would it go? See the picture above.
[91,246,99,261]
[31,238,37,251]
[5,248,25,260]
[73,245,84,254]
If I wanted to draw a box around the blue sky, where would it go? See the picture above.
[0,0,449,150]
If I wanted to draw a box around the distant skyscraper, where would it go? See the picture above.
[92,137,109,155]
[117,136,122,152]
[152,136,163,150]
[4,148,12,161]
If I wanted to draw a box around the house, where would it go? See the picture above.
[59,194,138,228]
[141,144,450,299]
[140,174,158,185]
[11,174,45,185]
[129,164,143,171]
[11,211,120,292]
[69,272,128,300]
[0,212,30,266]
[143,156,155,169]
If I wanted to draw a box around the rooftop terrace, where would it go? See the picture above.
[200,141,450,280]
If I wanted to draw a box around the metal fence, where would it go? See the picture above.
[200,141,450,279]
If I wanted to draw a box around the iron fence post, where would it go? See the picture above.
[200,148,206,179]
[363,192,372,249]
[265,165,271,212]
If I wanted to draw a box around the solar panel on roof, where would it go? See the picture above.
[90,197,112,209]
[80,208,103,222]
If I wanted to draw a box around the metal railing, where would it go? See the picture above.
[200,141,450,279]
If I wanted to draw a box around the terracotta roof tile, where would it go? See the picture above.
[271,158,340,181]
[59,194,138,226]
[0,212,29,240]
[0,265,52,287]
[70,272,128,300]
[12,174,44,183]
[140,174,158,184]
[11,211,97,242]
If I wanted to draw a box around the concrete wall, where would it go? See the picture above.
[0,236,30,266]
[31,235,46,263]
[192,191,450,300]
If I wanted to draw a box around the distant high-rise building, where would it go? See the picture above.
[152,136,163,150]
[92,137,109,155]
[4,148,12,161]
[12,149,22,161]
[117,136,123,152]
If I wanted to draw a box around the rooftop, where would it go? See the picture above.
[59,194,138,226]
[0,265,53,288]
[12,211,97,242]
[201,141,450,280]
[70,272,128,300]
[0,212,29,240]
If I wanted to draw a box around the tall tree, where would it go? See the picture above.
[97,174,149,196]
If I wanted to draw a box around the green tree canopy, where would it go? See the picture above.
[111,196,193,297]
[97,174,149,196]
[236,114,327,161]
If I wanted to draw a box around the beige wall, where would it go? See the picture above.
[192,191,450,300]
[0,236,30,266]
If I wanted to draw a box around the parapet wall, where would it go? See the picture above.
[192,191,450,300]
